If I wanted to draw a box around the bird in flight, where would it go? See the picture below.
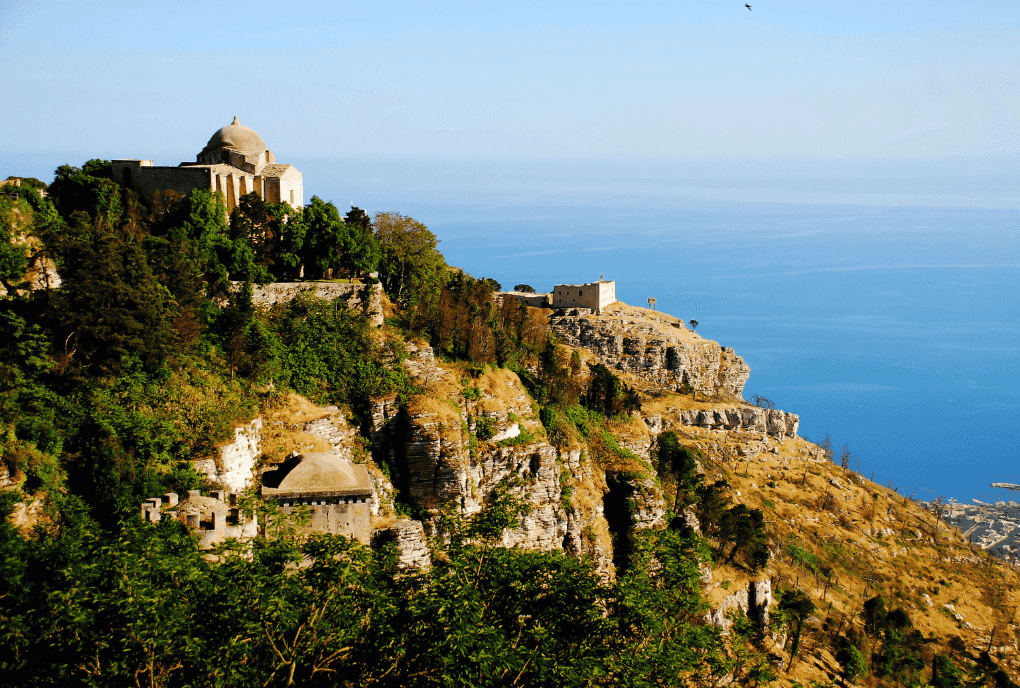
[745,3,752,9]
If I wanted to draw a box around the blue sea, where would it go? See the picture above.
[5,152,1020,503]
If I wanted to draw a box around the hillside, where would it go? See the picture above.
[373,301,1020,687]
[2,164,1018,687]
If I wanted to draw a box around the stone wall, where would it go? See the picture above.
[277,499,372,544]
[221,281,384,327]
[552,280,615,313]
[130,164,215,206]
[496,291,553,308]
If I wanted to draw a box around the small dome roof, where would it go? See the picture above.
[202,116,267,156]
[174,494,230,515]
[267,453,373,495]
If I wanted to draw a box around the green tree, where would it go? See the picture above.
[49,214,173,375]
[931,653,965,688]
[656,431,703,512]
[837,644,867,685]
[302,196,350,279]
[48,160,123,223]
[583,363,641,417]
[375,211,445,308]
[0,196,33,292]
[777,588,816,670]
[717,503,769,571]
[230,192,302,282]
[343,205,381,278]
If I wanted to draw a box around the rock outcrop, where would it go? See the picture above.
[374,519,432,571]
[707,578,773,631]
[549,307,750,400]
[193,418,263,493]
[370,346,624,569]
[669,406,800,439]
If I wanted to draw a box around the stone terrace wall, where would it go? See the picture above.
[218,281,384,327]
[495,291,552,308]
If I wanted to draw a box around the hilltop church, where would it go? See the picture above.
[111,117,303,211]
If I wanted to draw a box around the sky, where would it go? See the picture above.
[2,0,1020,163]
[3,0,1020,501]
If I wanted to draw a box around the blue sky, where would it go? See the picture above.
[2,0,1019,162]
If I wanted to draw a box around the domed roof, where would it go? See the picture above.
[201,116,267,156]
[270,453,373,495]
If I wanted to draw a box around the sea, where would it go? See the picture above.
[5,152,1020,504]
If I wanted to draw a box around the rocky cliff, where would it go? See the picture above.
[549,303,751,400]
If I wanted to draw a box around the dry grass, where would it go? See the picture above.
[371,513,398,530]
[260,425,332,464]
[704,439,1020,686]
[406,395,465,443]
[263,392,335,425]
[380,291,398,320]
[633,400,1020,685]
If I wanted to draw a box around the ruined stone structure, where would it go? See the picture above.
[552,279,616,313]
[111,117,303,211]
[140,490,258,549]
[239,281,384,328]
[261,453,374,544]
[496,290,553,308]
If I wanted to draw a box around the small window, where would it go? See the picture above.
[290,189,294,205]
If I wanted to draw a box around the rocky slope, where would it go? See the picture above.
[156,297,1020,687]
[549,302,751,400]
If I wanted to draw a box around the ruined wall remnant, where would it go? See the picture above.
[212,281,384,327]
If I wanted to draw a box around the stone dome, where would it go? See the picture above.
[275,453,372,494]
[203,116,267,155]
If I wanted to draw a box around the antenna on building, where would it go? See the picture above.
[647,297,656,311]
[600,273,604,281]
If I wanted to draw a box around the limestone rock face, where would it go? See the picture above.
[194,418,263,492]
[371,345,640,561]
[666,406,800,439]
[7,497,47,536]
[549,310,750,400]
[628,475,667,531]
[707,578,773,631]
[24,252,61,292]
[0,462,16,489]
[375,519,432,571]
[401,406,569,551]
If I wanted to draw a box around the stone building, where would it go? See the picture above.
[140,490,258,549]
[552,279,616,314]
[110,117,303,212]
[261,453,374,544]
[495,290,553,309]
